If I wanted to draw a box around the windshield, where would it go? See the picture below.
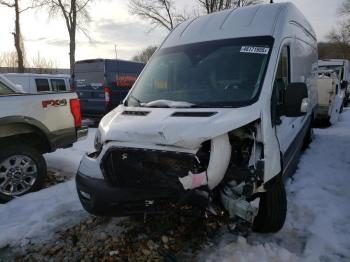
[127,36,273,108]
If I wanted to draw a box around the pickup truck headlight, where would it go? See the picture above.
[94,130,103,152]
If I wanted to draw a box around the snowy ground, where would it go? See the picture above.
[200,111,350,261]
[1,111,350,261]
[0,129,96,249]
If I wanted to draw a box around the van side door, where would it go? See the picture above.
[272,45,300,168]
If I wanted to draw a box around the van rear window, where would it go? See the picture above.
[35,79,50,92]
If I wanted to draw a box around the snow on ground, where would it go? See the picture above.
[44,128,96,177]
[0,181,86,249]
[201,110,350,261]
[0,128,96,249]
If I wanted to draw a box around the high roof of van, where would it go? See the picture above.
[162,2,316,48]
[75,58,145,66]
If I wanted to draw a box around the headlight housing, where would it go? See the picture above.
[94,130,103,152]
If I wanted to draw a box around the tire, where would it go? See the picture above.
[252,176,287,233]
[0,143,47,202]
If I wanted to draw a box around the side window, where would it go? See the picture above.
[271,46,290,124]
[274,46,290,104]
[35,79,50,92]
[0,81,15,95]
[51,79,66,92]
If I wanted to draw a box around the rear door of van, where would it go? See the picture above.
[74,61,107,117]
[105,60,144,109]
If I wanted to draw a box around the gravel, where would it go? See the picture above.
[15,205,229,261]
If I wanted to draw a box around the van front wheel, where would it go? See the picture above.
[252,176,287,233]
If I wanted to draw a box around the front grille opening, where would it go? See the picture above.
[102,147,199,189]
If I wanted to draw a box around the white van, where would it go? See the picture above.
[319,59,350,104]
[316,70,343,124]
[76,3,318,233]
[0,73,71,93]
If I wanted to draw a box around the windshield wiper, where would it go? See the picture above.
[142,100,195,108]
[128,94,143,106]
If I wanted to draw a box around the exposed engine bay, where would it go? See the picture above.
[183,121,265,223]
[100,121,265,224]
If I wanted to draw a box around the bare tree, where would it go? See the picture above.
[132,46,158,63]
[338,0,350,16]
[326,20,350,58]
[31,52,59,73]
[197,0,263,14]
[40,0,91,75]
[0,52,18,68]
[129,0,188,31]
[0,0,36,72]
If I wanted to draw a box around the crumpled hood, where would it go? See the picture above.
[99,104,261,149]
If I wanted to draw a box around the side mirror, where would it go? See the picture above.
[284,82,308,117]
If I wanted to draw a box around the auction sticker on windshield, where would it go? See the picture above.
[240,46,269,54]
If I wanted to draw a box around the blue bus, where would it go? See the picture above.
[74,59,145,118]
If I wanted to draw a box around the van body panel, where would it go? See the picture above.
[76,3,318,222]
[123,2,317,182]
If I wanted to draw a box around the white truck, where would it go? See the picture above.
[318,59,350,105]
[76,3,317,233]
[0,75,87,201]
[315,70,343,124]
[1,73,71,93]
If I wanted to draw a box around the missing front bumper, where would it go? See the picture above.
[76,172,208,216]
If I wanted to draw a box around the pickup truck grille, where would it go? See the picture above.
[102,147,197,189]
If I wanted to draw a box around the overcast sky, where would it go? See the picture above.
[0,0,344,68]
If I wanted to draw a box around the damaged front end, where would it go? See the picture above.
[77,118,266,226]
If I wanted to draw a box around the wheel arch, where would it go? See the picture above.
[0,117,52,154]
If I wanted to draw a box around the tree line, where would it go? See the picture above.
[1,0,350,72]
[0,0,91,74]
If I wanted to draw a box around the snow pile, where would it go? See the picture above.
[284,110,350,261]
[204,236,298,262]
[0,128,96,248]
[44,128,96,177]
[0,181,85,248]
[203,109,350,261]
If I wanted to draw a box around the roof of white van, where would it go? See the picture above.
[2,73,70,78]
[162,2,315,48]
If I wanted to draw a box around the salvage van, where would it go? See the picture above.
[76,3,317,233]
[319,59,350,105]
[315,70,343,124]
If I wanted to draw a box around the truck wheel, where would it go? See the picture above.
[253,176,287,233]
[0,144,47,202]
